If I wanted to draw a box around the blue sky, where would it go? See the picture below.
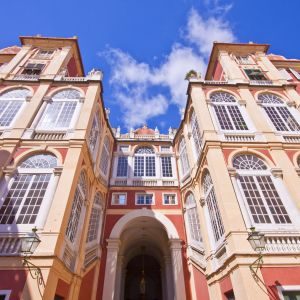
[1,0,300,133]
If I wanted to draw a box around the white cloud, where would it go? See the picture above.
[101,7,236,129]
[186,8,236,56]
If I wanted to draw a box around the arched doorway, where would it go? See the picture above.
[124,254,162,300]
[102,209,186,300]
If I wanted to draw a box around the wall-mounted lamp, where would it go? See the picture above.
[247,227,265,278]
[21,228,45,297]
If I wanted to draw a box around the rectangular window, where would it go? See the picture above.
[35,50,54,59]
[282,290,300,300]
[145,156,156,176]
[134,156,144,176]
[136,194,154,205]
[161,146,171,153]
[0,100,23,127]
[161,156,173,177]
[117,156,128,177]
[244,68,267,81]
[112,193,127,205]
[236,55,252,65]
[86,207,101,242]
[21,63,45,75]
[163,194,177,205]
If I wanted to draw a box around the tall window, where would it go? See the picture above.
[21,63,45,76]
[210,92,249,131]
[233,154,291,225]
[190,109,202,157]
[185,193,202,244]
[86,192,103,243]
[66,171,87,243]
[0,154,57,225]
[203,171,225,242]
[179,137,190,176]
[258,93,300,132]
[161,156,173,177]
[244,68,267,81]
[0,88,29,127]
[88,113,101,159]
[117,156,128,177]
[37,89,81,130]
[100,136,111,175]
[134,147,156,177]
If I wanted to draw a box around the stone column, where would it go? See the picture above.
[102,239,121,300]
[169,239,186,300]
[164,255,174,300]
[114,255,124,300]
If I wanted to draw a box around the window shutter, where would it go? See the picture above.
[289,68,300,80]
[279,68,292,80]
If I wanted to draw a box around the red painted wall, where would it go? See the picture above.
[219,274,233,300]
[55,279,70,299]
[78,267,95,300]
[192,266,210,300]
[212,61,224,81]
[261,266,300,299]
[0,270,27,300]
[67,57,78,77]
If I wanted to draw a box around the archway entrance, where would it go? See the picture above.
[102,209,186,300]
[124,254,162,300]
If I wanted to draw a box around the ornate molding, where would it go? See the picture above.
[227,167,238,178]
[270,167,283,178]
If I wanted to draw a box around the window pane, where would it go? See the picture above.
[227,105,248,130]
[161,156,173,177]
[134,156,144,176]
[163,194,176,205]
[277,107,300,131]
[0,101,23,127]
[264,106,289,131]
[214,106,234,130]
[56,102,77,128]
[117,156,128,177]
[145,156,156,177]
[86,206,101,242]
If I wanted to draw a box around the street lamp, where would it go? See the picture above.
[21,228,45,297]
[247,227,266,278]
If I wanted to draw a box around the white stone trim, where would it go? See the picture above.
[277,285,300,300]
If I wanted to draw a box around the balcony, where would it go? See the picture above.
[12,74,40,81]
[110,178,178,187]
[249,80,274,86]
[264,234,300,253]
[0,234,24,256]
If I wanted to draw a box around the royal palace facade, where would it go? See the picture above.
[0,36,299,300]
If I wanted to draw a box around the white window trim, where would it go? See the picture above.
[111,192,127,205]
[260,103,300,135]
[277,285,300,300]
[232,169,300,232]
[162,193,178,205]
[0,100,26,130]
[0,167,57,232]
[133,150,157,179]
[160,155,174,179]
[135,192,155,205]
[0,290,11,300]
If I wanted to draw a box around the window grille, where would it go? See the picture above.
[100,136,111,175]
[190,109,202,156]
[179,137,190,176]
[210,92,249,131]
[161,156,173,177]
[136,194,153,205]
[0,88,29,127]
[0,154,57,225]
[233,154,291,225]
[117,156,128,177]
[163,194,177,205]
[22,63,45,75]
[134,147,156,177]
[185,193,202,243]
[258,93,300,132]
[203,172,224,242]
[244,68,267,80]
[112,193,126,205]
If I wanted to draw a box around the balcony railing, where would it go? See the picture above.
[249,80,274,86]
[264,234,300,253]
[13,74,40,81]
[110,178,178,187]
[0,235,22,256]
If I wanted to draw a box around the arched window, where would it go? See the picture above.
[258,93,300,132]
[210,92,249,131]
[134,147,156,177]
[100,136,111,175]
[66,171,87,243]
[190,109,202,158]
[37,89,81,130]
[203,171,224,242]
[0,88,30,127]
[88,112,101,160]
[185,193,202,244]
[86,192,103,243]
[0,154,57,225]
[179,137,190,176]
[233,154,291,225]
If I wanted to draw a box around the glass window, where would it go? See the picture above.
[35,49,54,59]
[0,154,57,225]
[233,154,291,225]
[66,171,87,243]
[0,88,29,127]
[258,93,300,132]
[88,113,101,158]
[86,192,103,243]
[203,171,225,242]
[21,63,45,75]
[179,137,190,176]
[37,89,81,130]
[163,194,177,205]
[100,136,111,175]
[190,109,202,157]
[134,147,156,177]
[282,290,300,300]
[236,55,252,65]
[185,193,202,244]
[244,68,267,80]
[117,156,128,177]
[210,92,249,131]
[112,193,126,205]
[161,156,173,177]
[136,194,154,205]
